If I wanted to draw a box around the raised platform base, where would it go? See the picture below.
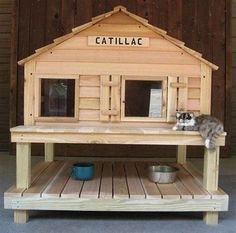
[5,160,228,214]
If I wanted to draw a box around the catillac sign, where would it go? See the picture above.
[88,36,149,47]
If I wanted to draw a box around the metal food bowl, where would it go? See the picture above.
[148,165,179,184]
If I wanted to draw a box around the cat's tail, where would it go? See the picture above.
[205,124,224,151]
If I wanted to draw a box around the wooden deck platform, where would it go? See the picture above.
[4,161,228,212]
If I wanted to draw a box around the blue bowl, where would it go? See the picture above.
[71,163,95,181]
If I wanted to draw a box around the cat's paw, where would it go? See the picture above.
[172,126,178,130]
[205,139,216,150]
[205,139,210,149]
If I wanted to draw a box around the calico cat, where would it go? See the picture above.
[172,112,224,150]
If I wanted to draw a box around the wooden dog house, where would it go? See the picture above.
[5,6,228,225]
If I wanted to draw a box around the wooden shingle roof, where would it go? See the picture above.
[18,5,218,70]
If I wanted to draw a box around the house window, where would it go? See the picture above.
[121,77,167,121]
[41,79,75,117]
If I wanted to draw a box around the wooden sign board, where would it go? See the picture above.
[88,36,149,47]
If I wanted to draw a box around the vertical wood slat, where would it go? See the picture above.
[200,62,212,114]
[100,75,110,121]
[110,75,120,122]
[99,162,113,199]
[178,77,188,111]
[162,79,167,118]
[167,76,178,122]
[29,0,46,54]
[24,61,35,125]
[74,78,80,119]
[113,162,129,199]
[34,77,41,118]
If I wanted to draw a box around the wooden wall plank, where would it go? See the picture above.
[36,62,200,77]
[45,0,63,44]
[211,0,226,123]
[0,0,12,151]
[29,0,46,54]
[167,0,182,40]
[75,0,92,25]
[61,0,75,34]
[38,49,199,65]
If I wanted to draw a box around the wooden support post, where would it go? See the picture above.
[45,143,54,162]
[14,210,29,224]
[203,147,220,225]
[14,143,31,223]
[177,145,187,164]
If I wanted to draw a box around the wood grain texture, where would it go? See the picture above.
[10,0,230,158]
[1,0,12,151]
[5,161,228,214]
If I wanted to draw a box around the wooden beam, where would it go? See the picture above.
[44,143,54,162]
[177,145,187,164]
[15,142,31,223]
[203,147,220,225]
[14,210,28,224]
[16,143,31,188]
[200,62,212,114]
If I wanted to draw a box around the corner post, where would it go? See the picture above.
[203,146,220,225]
[44,143,54,162]
[177,145,187,164]
[14,143,31,223]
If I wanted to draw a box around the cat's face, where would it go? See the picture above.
[176,112,195,126]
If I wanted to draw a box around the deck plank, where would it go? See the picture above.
[4,161,51,197]
[61,177,84,198]
[42,161,72,198]
[176,164,211,199]
[183,162,228,199]
[136,163,161,199]
[174,177,193,199]
[156,183,180,199]
[125,162,145,199]
[80,163,102,198]
[23,161,63,197]
[99,162,113,199]
[113,162,129,199]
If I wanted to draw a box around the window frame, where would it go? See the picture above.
[34,74,79,122]
[121,76,167,122]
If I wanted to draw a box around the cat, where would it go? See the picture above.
[172,112,224,150]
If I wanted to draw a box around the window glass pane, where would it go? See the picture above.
[125,80,162,118]
[41,79,75,117]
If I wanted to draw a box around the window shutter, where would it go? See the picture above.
[167,76,188,122]
[110,75,121,122]
[100,75,121,122]
[167,76,178,122]
[177,77,188,111]
[100,75,110,121]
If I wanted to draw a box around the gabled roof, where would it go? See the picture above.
[18,5,218,70]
